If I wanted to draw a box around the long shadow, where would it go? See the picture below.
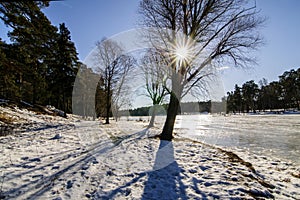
[141,140,188,200]
[3,146,82,179]
[1,139,115,199]
[1,128,149,199]
[3,126,138,180]
[96,139,189,199]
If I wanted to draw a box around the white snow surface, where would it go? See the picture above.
[0,106,299,199]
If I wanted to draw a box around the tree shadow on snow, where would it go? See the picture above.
[141,140,188,200]
[96,139,189,199]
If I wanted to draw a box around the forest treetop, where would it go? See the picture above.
[226,68,300,113]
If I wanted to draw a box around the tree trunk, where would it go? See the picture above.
[105,82,111,124]
[160,70,182,140]
[105,93,110,124]
[148,105,157,128]
[160,93,180,141]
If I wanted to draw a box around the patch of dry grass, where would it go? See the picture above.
[0,112,15,124]
[0,112,15,136]
[291,171,300,179]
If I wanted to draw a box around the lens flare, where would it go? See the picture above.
[168,35,196,68]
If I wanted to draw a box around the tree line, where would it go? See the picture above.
[129,101,224,116]
[0,2,79,115]
[226,68,300,113]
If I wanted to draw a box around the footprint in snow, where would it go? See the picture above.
[199,165,210,171]
[66,180,73,189]
[29,157,41,162]
[50,134,62,140]
[51,166,60,170]
[32,174,44,179]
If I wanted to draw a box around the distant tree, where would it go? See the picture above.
[94,39,134,124]
[233,84,243,113]
[279,69,299,109]
[296,68,300,109]
[258,78,268,88]
[139,0,265,140]
[95,76,106,118]
[140,49,168,128]
[226,91,234,113]
[226,84,244,113]
[257,78,269,111]
[129,106,151,116]
[268,81,282,110]
[241,80,259,112]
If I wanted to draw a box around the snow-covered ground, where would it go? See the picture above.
[0,106,299,199]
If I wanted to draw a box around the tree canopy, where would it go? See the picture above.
[0,2,79,114]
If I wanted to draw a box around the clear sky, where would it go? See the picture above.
[1,0,300,96]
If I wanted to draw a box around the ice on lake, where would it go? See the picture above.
[141,114,300,165]
[185,114,300,165]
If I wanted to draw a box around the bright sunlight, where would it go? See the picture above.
[170,35,196,67]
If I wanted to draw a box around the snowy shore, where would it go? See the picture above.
[0,106,299,199]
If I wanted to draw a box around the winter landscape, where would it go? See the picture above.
[1,1,300,200]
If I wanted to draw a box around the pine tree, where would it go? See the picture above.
[233,84,243,113]
[241,81,259,112]
[48,23,79,114]
[0,2,58,104]
[1,2,80,113]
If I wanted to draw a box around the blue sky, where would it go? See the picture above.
[222,0,300,92]
[1,0,300,96]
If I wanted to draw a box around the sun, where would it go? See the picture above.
[175,46,189,62]
[169,35,196,68]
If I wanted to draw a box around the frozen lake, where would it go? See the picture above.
[174,114,300,165]
[131,114,300,165]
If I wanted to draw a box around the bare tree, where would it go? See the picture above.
[140,49,169,128]
[139,0,265,140]
[111,91,130,122]
[94,39,134,124]
[111,67,134,122]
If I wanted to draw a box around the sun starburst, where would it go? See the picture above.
[165,34,197,71]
